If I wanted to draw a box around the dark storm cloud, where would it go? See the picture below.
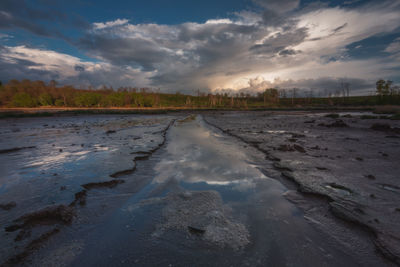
[261,10,288,26]
[78,21,263,75]
[79,35,174,71]
[253,0,300,13]
[0,0,89,38]
[0,57,58,82]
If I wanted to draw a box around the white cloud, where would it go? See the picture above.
[1,45,96,77]
[0,45,152,88]
[93,18,129,30]
[205,19,233,24]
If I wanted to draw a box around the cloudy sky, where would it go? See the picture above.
[1,0,400,95]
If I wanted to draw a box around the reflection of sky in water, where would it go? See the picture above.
[0,115,174,195]
[153,116,266,189]
[26,150,91,168]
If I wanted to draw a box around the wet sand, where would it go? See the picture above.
[0,111,398,266]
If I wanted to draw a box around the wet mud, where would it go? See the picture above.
[0,112,398,266]
[205,111,400,265]
[0,114,177,265]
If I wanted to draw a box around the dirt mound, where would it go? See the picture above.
[153,190,250,250]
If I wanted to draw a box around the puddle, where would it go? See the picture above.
[152,116,266,188]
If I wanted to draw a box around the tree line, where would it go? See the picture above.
[0,79,399,108]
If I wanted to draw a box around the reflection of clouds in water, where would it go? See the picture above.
[27,150,91,169]
[153,116,265,190]
[93,144,113,151]
[26,144,118,169]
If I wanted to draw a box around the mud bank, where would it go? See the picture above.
[205,111,400,265]
[0,114,178,265]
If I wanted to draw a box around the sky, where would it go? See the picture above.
[0,0,400,95]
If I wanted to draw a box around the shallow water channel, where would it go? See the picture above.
[1,114,362,266]
[66,115,359,266]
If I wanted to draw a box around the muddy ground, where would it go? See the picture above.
[0,111,399,266]
[205,111,400,265]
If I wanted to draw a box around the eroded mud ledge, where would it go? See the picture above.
[204,111,400,265]
[1,116,177,266]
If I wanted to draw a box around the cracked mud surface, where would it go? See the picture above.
[205,111,400,265]
[0,111,398,266]
[0,114,177,265]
